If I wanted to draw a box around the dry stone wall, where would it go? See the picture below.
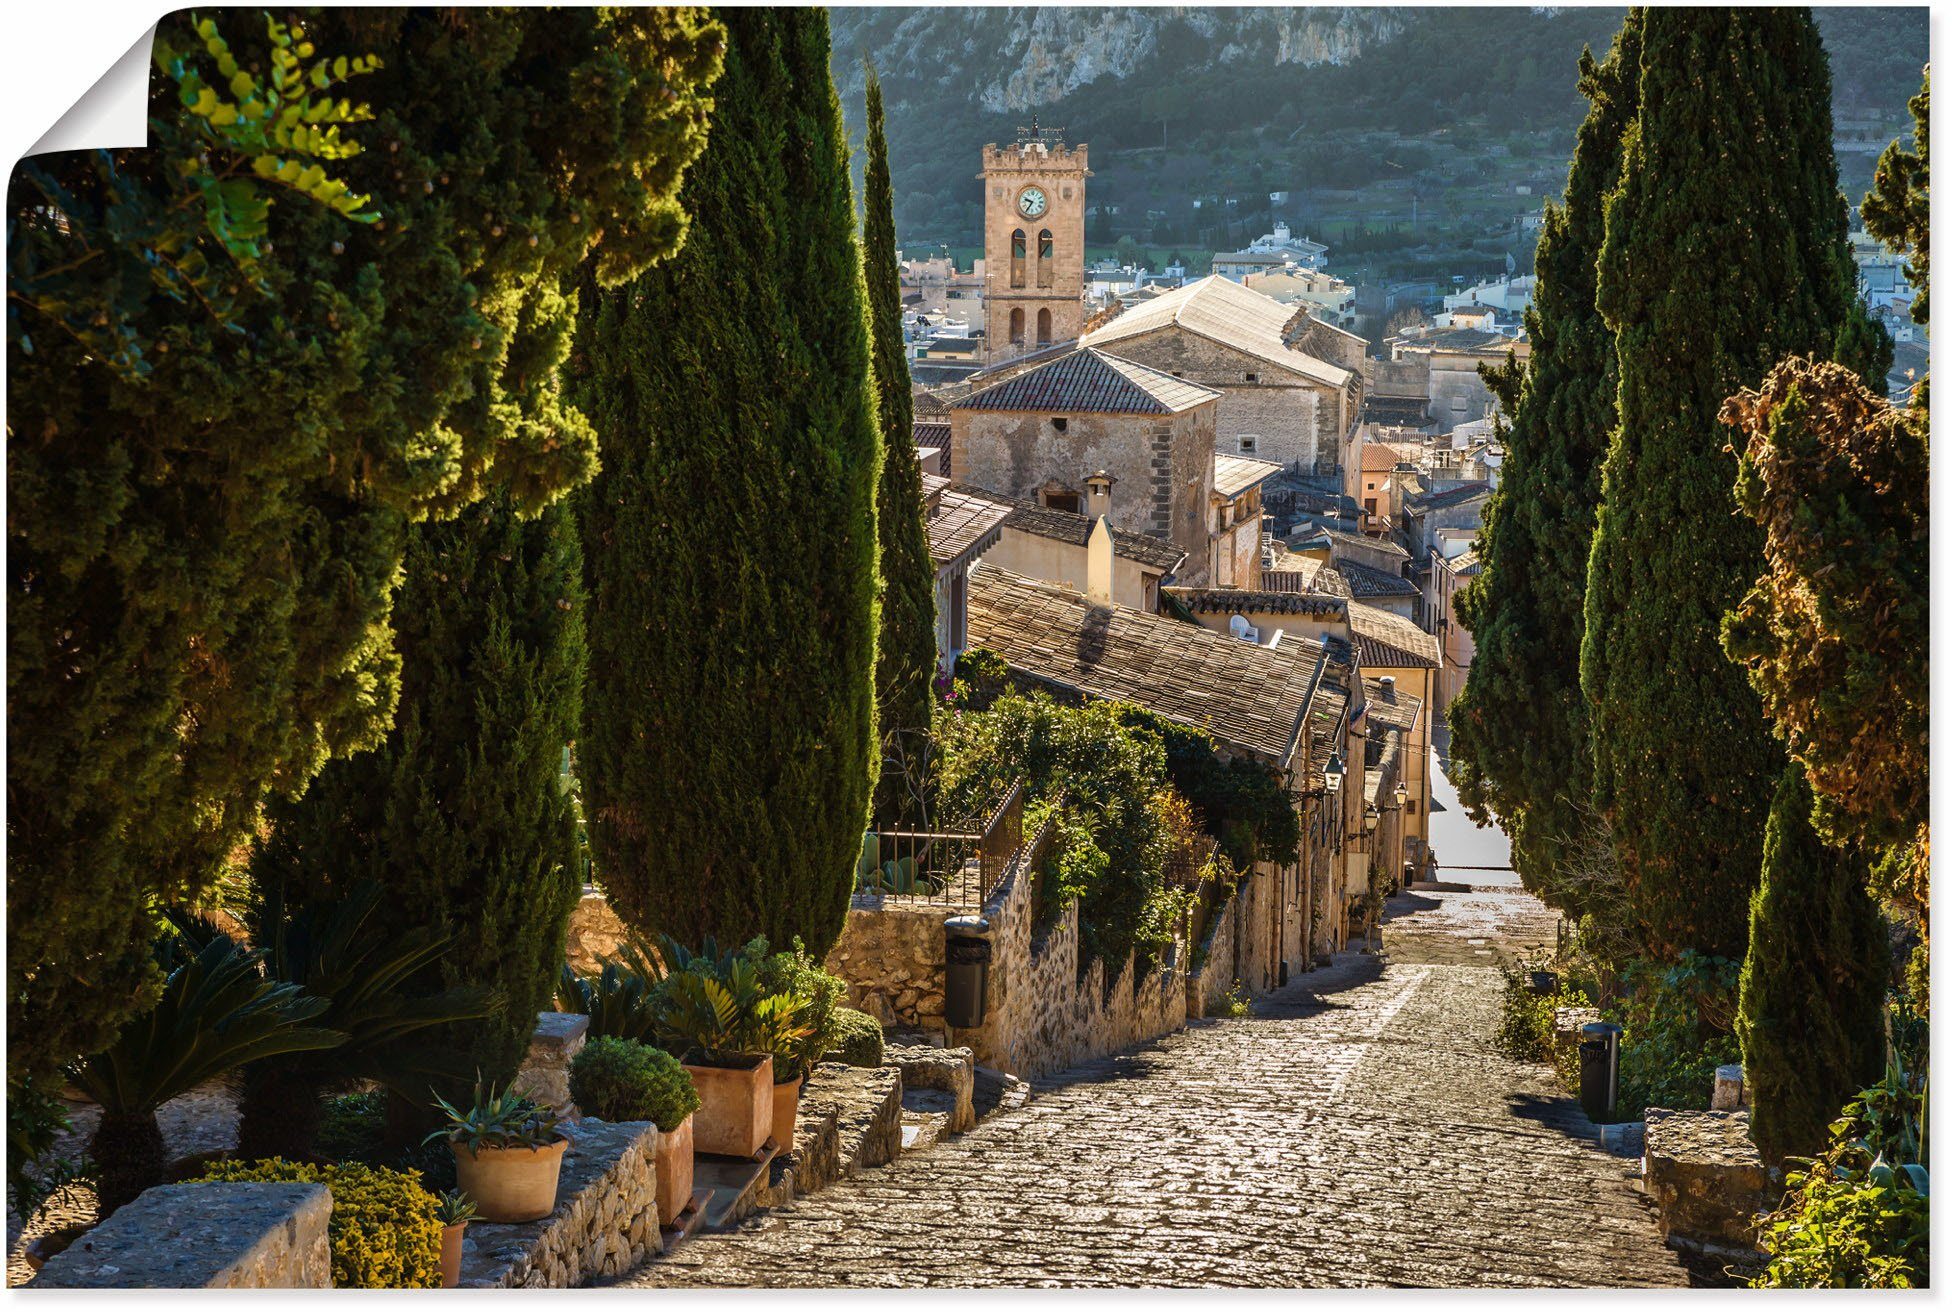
[825,894,952,1029]
[564,886,629,976]
[33,1183,331,1289]
[459,1118,662,1288]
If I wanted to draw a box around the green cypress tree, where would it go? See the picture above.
[5,9,722,1085]
[1736,764,1888,1165]
[574,9,881,957]
[862,66,940,822]
[1579,7,1863,961]
[1449,14,1642,917]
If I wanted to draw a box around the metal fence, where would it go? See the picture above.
[854,781,1025,907]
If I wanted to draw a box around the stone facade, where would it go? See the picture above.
[459,1118,663,1288]
[33,1183,332,1289]
[1086,325,1339,473]
[1641,1108,1777,1259]
[949,404,1217,585]
[564,885,629,976]
[825,894,953,1030]
[982,137,1089,364]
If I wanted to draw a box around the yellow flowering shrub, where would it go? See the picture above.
[194,1157,442,1288]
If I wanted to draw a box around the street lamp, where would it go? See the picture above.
[1323,751,1344,794]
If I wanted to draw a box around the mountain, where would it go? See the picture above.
[832,6,1929,269]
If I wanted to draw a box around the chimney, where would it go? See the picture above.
[1085,470,1115,520]
[1086,515,1115,606]
[1379,675,1396,695]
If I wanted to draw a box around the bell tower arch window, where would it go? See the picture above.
[1009,307,1025,345]
[1037,228,1054,289]
[1010,229,1027,288]
[1036,307,1053,344]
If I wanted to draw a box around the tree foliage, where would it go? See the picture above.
[1448,13,1641,915]
[1861,70,1929,327]
[1579,7,1863,961]
[1736,764,1888,1165]
[861,67,939,821]
[574,9,880,959]
[6,8,723,1087]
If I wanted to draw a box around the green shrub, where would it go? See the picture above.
[314,1091,387,1164]
[1612,952,1741,1114]
[829,1008,885,1068]
[753,940,849,1081]
[195,1158,442,1289]
[569,1037,700,1131]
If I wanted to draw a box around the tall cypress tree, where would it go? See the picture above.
[1449,14,1641,917]
[6,9,722,1086]
[575,9,881,957]
[862,66,940,822]
[1579,7,1863,961]
[1736,764,1888,1165]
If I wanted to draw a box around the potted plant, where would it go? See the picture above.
[435,1190,477,1288]
[568,1036,701,1226]
[424,1081,569,1223]
[755,942,847,1153]
[652,938,809,1158]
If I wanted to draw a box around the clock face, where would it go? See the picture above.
[1018,187,1049,219]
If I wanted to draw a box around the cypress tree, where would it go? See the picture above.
[1579,8,1863,960]
[862,66,940,821]
[575,9,881,957]
[5,9,722,1085]
[1736,764,1887,1165]
[1449,14,1641,916]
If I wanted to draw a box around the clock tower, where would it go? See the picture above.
[980,121,1089,364]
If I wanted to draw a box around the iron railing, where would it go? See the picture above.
[855,781,1025,907]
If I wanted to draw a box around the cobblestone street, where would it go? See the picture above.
[615,882,1689,1288]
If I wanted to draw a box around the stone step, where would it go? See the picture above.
[899,1110,949,1154]
[694,1142,779,1232]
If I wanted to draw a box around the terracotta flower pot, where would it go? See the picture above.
[653,1113,694,1227]
[449,1137,569,1223]
[683,1054,773,1158]
[440,1221,467,1288]
[771,1075,803,1153]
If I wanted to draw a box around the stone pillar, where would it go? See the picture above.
[34,1183,332,1288]
[514,1011,590,1115]
[1712,1064,1745,1111]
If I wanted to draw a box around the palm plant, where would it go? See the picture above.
[555,939,667,1044]
[230,881,494,1160]
[652,948,812,1069]
[70,935,344,1215]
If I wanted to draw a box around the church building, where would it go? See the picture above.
[981,123,1089,364]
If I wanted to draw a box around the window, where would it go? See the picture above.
[1044,489,1081,514]
[1036,307,1052,344]
[1037,229,1054,289]
[1364,497,1377,515]
[1009,307,1025,344]
[1406,800,1418,816]
[1244,372,1259,383]
[1010,229,1027,289]
[1051,416,1068,433]
[1238,436,1257,454]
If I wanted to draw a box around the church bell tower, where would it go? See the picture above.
[980,120,1089,364]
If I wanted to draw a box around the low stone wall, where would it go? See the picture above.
[1642,1108,1777,1259]
[824,894,953,1030]
[564,886,630,976]
[459,1119,661,1288]
[34,1183,331,1289]
[1187,884,1243,1019]
[514,1011,589,1115]
[887,1044,975,1133]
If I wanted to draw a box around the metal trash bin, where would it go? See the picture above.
[943,915,993,1029]
[1579,1021,1624,1122]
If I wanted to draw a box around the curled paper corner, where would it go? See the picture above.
[27,24,158,159]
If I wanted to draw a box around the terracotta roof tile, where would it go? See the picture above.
[954,347,1219,416]
[1082,276,1351,389]
[1347,602,1440,668]
[926,489,1008,570]
[1330,559,1419,599]
[1164,587,1346,618]
[951,485,1187,572]
[967,563,1324,763]
[1213,453,1284,499]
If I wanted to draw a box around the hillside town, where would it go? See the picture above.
[5,5,1929,1295]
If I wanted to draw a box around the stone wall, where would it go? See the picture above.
[513,1012,589,1115]
[825,894,952,1030]
[564,886,629,976]
[34,1183,331,1289]
[1641,1108,1777,1259]
[1187,882,1243,1018]
[459,1119,662,1288]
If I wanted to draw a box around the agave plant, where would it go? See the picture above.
[425,1078,564,1153]
[224,880,494,1160]
[70,935,345,1215]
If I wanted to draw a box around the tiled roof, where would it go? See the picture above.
[913,420,951,448]
[1300,645,1354,792]
[950,484,1187,572]
[1361,440,1421,473]
[1164,587,1347,618]
[1348,602,1440,669]
[1212,250,1292,265]
[921,472,950,501]
[954,347,1218,416]
[966,563,1325,764]
[1081,276,1352,389]
[1213,453,1284,499]
[1449,548,1481,576]
[1332,559,1419,599]
[926,489,1008,570]
[1363,674,1425,736]
[1395,327,1514,354]
[1265,555,1349,598]
[1406,481,1492,512]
